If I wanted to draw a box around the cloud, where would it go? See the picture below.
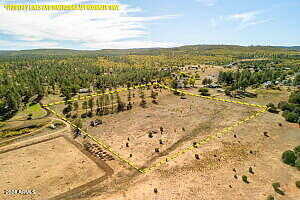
[0,0,179,49]
[228,10,261,22]
[227,10,271,30]
[0,40,61,49]
[196,0,217,7]
[210,10,271,30]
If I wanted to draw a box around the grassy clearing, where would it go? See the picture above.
[245,88,290,106]
[0,118,51,133]
[9,103,46,121]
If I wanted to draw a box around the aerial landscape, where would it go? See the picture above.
[0,0,300,200]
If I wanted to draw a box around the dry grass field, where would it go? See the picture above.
[83,88,258,169]
[1,79,299,200]
[82,101,300,200]
[0,136,107,200]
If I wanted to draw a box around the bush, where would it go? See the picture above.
[281,103,297,112]
[267,103,279,114]
[284,112,299,123]
[282,150,296,166]
[294,145,300,154]
[272,182,280,189]
[289,91,300,104]
[272,182,285,195]
[199,88,210,96]
[202,78,212,85]
[296,181,300,188]
[278,101,288,110]
[267,103,276,108]
[242,175,249,183]
[87,111,93,118]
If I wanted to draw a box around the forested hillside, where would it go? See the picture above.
[1,45,300,121]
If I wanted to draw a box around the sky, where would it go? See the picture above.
[0,0,299,50]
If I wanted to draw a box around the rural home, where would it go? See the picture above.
[185,65,200,70]
[79,88,90,93]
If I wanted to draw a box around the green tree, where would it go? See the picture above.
[282,150,296,166]
[289,91,300,104]
[88,98,94,112]
[82,101,88,115]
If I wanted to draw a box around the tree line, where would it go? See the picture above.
[0,56,169,121]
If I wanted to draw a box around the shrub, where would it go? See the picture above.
[242,175,249,183]
[284,112,299,123]
[281,103,297,112]
[272,182,280,189]
[267,103,276,108]
[267,103,279,114]
[288,91,300,104]
[275,188,285,195]
[272,182,285,195]
[294,145,300,154]
[202,78,212,85]
[296,181,300,188]
[278,101,288,110]
[199,88,209,93]
[87,111,93,118]
[249,167,254,174]
[282,150,296,166]
[199,88,210,96]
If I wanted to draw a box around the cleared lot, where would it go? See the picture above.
[0,136,106,200]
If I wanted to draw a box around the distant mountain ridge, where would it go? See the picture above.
[277,46,300,51]
[0,45,299,57]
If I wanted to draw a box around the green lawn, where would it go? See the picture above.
[9,103,47,121]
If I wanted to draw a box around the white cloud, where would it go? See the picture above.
[211,10,271,30]
[228,10,261,23]
[196,0,217,7]
[0,1,179,49]
[227,10,271,30]
[0,40,61,49]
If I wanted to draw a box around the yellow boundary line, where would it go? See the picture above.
[42,82,268,174]
[43,106,143,173]
[42,83,153,107]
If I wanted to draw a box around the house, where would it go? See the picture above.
[179,66,188,71]
[225,62,238,68]
[79,88,90,93]
[207,83,221,88]
[90,119,102,127]
[185,65,200,70]
[263,81,272,88]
